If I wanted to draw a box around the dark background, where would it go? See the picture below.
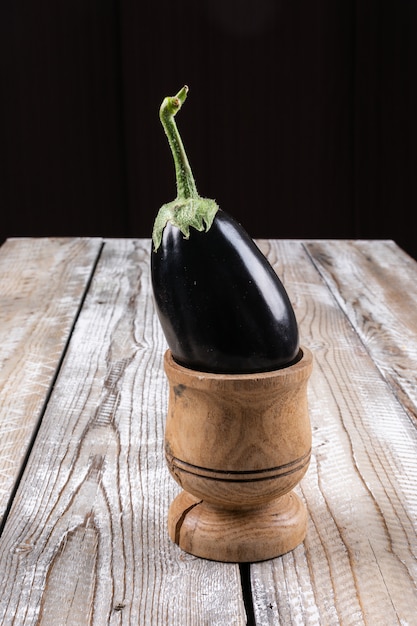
[1,1,416,259]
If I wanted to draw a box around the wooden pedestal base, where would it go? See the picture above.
[168,490,308,563]
[164,347,313,563]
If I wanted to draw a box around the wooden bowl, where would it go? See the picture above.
[163,347,313,562]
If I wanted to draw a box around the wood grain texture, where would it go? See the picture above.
[305,239,417,427]
[0,237,102,524]
[251,240,417,625]
[164,348,312,562]
[0,239,246,625]
[1,237,417,625]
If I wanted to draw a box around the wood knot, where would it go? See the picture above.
[174,384,186,397]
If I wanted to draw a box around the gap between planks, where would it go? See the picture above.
[0,239,105,536]
[0,238,106,526]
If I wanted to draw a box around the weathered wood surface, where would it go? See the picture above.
[0,239,245,625]
[1,237,417,625]
[252,239,417,625]
[0,237,102,525]
[305,239,417,427]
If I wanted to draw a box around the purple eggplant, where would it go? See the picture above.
[151,86,299,374]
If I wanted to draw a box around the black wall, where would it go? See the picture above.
[1,1,416,259]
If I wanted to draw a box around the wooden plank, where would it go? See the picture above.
[0,237,103,525]
[0,239,246,625]
[251,240,417,625]
[304,239,417,426]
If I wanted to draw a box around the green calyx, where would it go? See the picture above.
[152,85,219,252]
[152,196,219,252]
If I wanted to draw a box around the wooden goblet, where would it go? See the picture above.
[163,347,313,562]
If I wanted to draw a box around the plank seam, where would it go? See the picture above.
[0,239,105,537]
[301,241,416,425]
[239,563,256,626]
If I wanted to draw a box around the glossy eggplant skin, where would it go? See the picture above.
[151,209,300,374]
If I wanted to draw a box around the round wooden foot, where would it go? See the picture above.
[168,489,308,563]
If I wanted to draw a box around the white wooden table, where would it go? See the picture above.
[0,237,416,625]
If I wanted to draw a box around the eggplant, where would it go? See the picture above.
[151,86,300,374]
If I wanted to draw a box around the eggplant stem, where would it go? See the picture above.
[159,85,198,200]
[152,86,219,252]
